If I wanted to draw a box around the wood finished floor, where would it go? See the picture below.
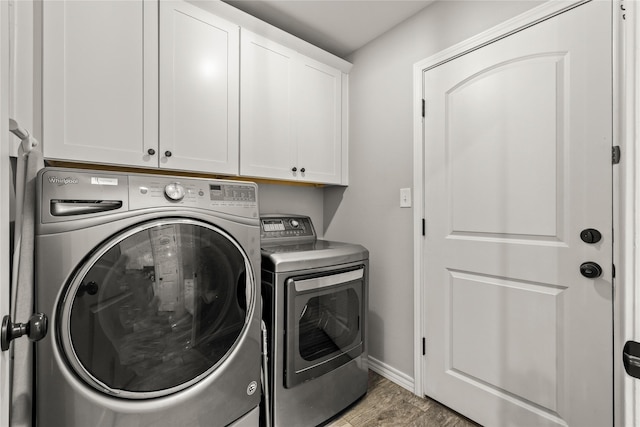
[324,371,480,427]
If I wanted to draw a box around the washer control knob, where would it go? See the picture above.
[290,219,300,228]
[164,182,186,201]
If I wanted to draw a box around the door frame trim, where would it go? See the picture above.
[614,0,639,424]
[412,1,635,425]
[0,1,10,425]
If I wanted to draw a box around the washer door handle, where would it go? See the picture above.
[1,313,48,351]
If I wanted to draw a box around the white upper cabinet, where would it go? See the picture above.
[296,56,343,184]
[43,0,240,175]
[240,30,344,185]
[240,32,297,181]
[41,1,347,183]
[43,0,158,167]
[159,1,239,174]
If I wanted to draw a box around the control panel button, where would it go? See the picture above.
[164,182,186,201]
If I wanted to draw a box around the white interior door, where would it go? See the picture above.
[422,2,612,426]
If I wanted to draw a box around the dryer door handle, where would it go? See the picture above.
[293,268,364,292]
[1,313,48,352]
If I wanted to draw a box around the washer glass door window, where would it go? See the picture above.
[58,219,254,399]
[285,266,365,388]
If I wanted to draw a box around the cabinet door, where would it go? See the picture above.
[295,57,342,184]
[159,1,239,175]
[43,0,158,167]
[240,30,297,181]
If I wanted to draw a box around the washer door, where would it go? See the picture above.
[58,218,255,399]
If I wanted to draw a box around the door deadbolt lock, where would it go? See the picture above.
[580,228,602,244]
[1,313,48,352]
[580,262,602,279]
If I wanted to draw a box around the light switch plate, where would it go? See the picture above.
[400,188,412,208]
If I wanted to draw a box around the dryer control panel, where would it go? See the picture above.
[260,215,315,242]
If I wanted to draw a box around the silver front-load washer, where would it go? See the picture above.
[35,167,262,427]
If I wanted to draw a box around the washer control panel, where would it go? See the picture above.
[260,215,315,241]
[130,177,257,209]
[207,183,257,205]
[39,168,259,223]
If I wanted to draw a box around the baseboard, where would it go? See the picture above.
[368,356,415,394]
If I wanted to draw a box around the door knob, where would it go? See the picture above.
[1,313,48,351]
[580,262,602,279]
[580,228,602,244]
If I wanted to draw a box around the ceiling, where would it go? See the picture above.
[222,0,435,58]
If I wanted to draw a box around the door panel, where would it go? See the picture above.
[296,57,342,184]
[42,0,158,166]
[159,1,239,174]
[240,31,297,180]
[423,2,612,426]
[448,54,563,238]
[449,271,561,410]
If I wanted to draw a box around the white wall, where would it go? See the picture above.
[258,183,324,235]
[323,0,543,382]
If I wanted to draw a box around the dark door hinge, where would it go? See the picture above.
[422,337,426,355]
[422,218,425,236]
[613,264,616,279]
[422,99,425,118]
[613,146,621,164]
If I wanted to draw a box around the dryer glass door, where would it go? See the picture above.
[284,266,365,388]
[58,219,255,399]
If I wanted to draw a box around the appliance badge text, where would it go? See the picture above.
[48,176,79,186]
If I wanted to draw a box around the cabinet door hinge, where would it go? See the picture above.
[422,337,426,355]
[422,99,425,118]
[613,146,621,164]
[422,218,425,236]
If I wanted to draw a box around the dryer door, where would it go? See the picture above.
[285,266,365,388]
[57,218,255,399]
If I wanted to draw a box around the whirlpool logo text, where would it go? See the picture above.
[48,176,79,186]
